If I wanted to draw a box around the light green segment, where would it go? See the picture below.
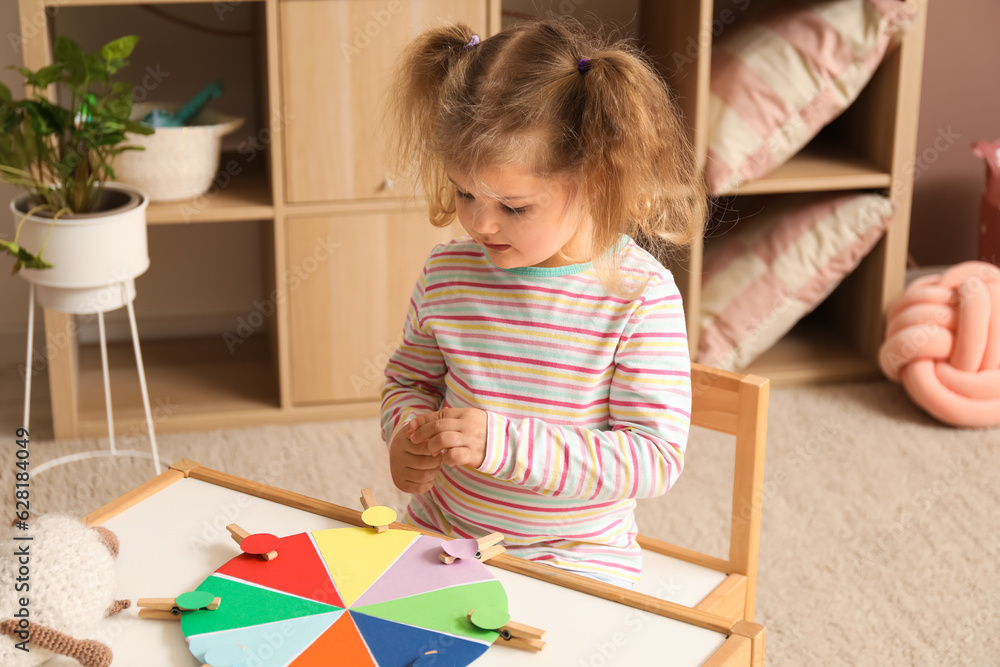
[353,580,506,644]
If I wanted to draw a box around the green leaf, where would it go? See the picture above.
[0,81,11,103]
[0,240,54,274]
[99,35,139,62]
[53,36,83,65]
[123,118,155,135]
[83,53,108,83]
[56,37,87,85]
[26,62,65,89]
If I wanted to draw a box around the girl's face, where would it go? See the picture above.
[449,165,590,269]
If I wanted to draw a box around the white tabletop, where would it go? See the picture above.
[82,477,726,667]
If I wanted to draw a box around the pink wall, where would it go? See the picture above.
[910,0,1000,265]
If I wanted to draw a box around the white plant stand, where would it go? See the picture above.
[24,281,165,477]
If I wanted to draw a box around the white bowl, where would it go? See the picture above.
[112,102,244,202]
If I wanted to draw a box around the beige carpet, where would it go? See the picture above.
[2,379,998,666]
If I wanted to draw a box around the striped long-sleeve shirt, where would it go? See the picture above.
[380,235,691,584]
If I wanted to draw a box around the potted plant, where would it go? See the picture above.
[0,34,154,313]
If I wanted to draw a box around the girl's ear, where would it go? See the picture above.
[92,526,120,558]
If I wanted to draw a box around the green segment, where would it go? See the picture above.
[181,575,343,637]
[353,580,506,644]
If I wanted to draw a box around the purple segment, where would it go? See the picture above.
[353,535,496,608]
[442,539,479,560]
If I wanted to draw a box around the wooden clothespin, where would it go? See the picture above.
[468,608,546,652]
[439,532,505,564]
[201,643,247,666]
[137,591,220,620]
[227,523,279,560]
[359,488,397,533]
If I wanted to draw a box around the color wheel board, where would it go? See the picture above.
[181,528,509,667]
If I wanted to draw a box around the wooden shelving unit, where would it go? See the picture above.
[640,0,928,385]
[19,0,503,438]
[145,152,274,225]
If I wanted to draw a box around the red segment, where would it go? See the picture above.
[291,613,375,667]
[216,532,344,608]
[240,532,280,555]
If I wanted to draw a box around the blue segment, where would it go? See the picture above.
[351,612,490,667]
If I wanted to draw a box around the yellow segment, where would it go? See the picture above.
[361,506,397,527]
[312,527,417,607]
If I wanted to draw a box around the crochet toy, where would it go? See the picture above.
[0,515,130,667]
[879,261,1000,428]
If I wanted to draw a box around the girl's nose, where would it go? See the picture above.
[471,204,500,235]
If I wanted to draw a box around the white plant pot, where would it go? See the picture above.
[112,103,244,202]
[11,182,149,314]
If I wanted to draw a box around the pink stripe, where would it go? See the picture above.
[430,296,632,323]
[440,347,612,375]
[761,7,856,83]
[434,314,623,339]
[710,47,792,140]
[425,280,632,304]
[706,149,735,196]
[449,469,622,513]
[628,441,640,498]
[450,373,609,410]
[616,365,690,377]
[752,196,848,266]
[590,434,605,500]
[522,420,535,485]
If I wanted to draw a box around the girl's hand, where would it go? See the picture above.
[407,408,488,469]
[389,420,442,495]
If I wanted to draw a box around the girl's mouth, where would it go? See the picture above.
[483,242,511,252]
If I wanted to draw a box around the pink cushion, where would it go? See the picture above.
[705,0,918,196]
[699,192,894,371]
[879,262,1000,428]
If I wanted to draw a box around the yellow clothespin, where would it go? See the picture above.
[137,591,220,620]
[439,532,505,564]
[227,523,279,560]
[359,488,396,533]
[468,608,546,652]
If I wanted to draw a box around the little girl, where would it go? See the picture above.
[380,18,705,588]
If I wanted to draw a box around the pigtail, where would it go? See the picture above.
[386,23,480,226]
[575,48,706,293]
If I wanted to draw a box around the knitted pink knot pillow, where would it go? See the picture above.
[879,261,1000,428]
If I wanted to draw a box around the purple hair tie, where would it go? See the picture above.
[577,57,592,75]
[464,35,481,50]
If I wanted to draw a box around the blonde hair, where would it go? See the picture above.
[387,18,705,293]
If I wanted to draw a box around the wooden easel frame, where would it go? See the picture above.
[639,364,769,623]
[86,458,766,666]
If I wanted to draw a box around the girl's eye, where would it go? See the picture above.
[455,189,474,201]
[502,204,528,216]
